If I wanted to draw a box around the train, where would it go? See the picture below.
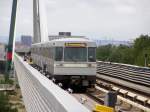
[31,37,97,91]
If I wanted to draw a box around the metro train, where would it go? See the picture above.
[31,37,97,91]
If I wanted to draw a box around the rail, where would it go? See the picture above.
[96,61,150,97]
[14,54,89,112]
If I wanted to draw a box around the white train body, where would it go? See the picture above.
[31,37,96,89]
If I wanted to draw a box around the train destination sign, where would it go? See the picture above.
[65,43,87,47]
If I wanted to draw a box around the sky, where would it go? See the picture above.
[0,0,150,41]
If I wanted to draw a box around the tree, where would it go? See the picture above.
[133,35,150,66]
[104,44,132,64]
[96,34,150,66]
[96,44,114,61]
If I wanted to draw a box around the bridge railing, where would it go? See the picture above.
[14,54,89,112]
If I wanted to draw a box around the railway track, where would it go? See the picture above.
[72,93,99,111]
[72,82,150,112]
[96,61,150,111]
[97,63,150,87]
[96,80,150,107]
[96,74,150,97]
[97,61,150,95]
[86,85,150,112]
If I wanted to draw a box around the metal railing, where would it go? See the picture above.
[14,54,89,112]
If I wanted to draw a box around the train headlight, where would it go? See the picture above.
[82,80,89,86]
[88,64,96,67]
[55,64,63,67]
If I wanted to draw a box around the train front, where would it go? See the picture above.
[53,38,97,91]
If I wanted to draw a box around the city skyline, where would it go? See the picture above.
[0,0,150,41]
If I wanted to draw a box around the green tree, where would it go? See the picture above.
[96,34,150,67]
[133,35,150,66]
[96,44,114,61]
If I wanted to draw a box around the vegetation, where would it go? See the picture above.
[0,79,14,84]
[96,35,150,66]
[0,92,18,112]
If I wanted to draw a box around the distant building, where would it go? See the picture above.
[15,35,32,54]
[0,43,6,61]
[15,41,30,54]
[0,43,6,73]
[21,35,32,46]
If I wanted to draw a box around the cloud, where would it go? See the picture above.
[0,0,150,41]
[0,0,12,36]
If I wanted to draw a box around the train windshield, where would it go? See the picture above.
[64,47,87,62]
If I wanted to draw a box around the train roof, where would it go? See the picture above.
[32,37,96,46]
[51,37,92,42]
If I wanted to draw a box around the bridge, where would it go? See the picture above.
[14,54,90,112]
[4,0,150,111]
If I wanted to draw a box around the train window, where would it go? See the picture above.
[32,48,34,53]
[31,47,35,53]
[88,47,96,62]
[39,47,40,54]
[35,48,37,54]
[37,47,40,54]
[45,48,48,57]
[49,47,54,59]
[31,48,33,53]
[55,47,63,61]
[64,47,87,62]
[49,47,51,58]
[43,47,46,57]
[40,47,43,55]
[51,47,54,59]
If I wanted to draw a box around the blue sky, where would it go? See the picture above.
[0,0,150,41]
